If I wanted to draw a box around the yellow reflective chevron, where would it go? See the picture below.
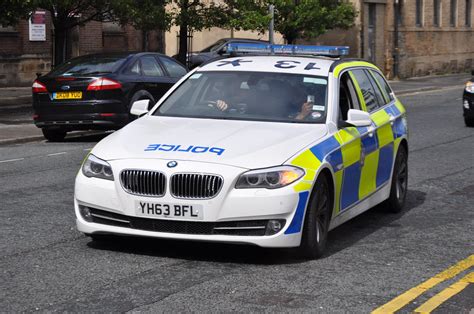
[336,128,361,167]
[371,109,391,127]
[395,100,406,114]
[333,170,343,216]
[291,149,321,170]
[293,181,313,192]
[377,124,395,148]
[359,150,379,199]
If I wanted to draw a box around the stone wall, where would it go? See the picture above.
[0,54,51,87]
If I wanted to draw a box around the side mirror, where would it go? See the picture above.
[36,72,42,78]
[130,99,150,116]
[346,109,372,127]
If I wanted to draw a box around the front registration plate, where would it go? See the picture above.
[53,91,82,99]
[136,201,203,220]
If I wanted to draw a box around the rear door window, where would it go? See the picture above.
[160,57,187,78]
[351,69,380,112]
[140,56,165,77]
[370,70,394,104]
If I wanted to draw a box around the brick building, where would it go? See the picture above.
[313,0,474,78]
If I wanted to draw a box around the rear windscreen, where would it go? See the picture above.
[48,56,127,77]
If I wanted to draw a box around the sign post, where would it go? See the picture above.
[29,11,46,41]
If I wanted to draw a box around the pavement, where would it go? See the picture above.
[0,73,471,146]
[0,74,473,312]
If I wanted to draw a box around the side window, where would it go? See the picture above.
[339,72,361,121]
[351,69,380,112]
[370,70,394,104]
[140,56,165,77]
[160,57,187,78]
[126,60,141,75]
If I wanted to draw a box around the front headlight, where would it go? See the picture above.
[82,154,114,181]
[465,81,474,93]
[235,166,305,189]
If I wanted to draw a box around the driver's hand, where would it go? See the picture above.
[295,102,312,120]
[216,100,229,111]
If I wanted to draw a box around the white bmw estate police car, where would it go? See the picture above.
[75,44,408,258]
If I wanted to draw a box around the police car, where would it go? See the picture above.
[75,43,408,258]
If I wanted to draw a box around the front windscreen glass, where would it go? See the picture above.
[48,56,127,77]
[154,71,328,123]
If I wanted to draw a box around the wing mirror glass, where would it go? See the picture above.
[130,99,150,116]
[346,109,372,127]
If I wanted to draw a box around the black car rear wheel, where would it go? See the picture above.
[42,128,67,142]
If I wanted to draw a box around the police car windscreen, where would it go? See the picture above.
[155,71,328,123]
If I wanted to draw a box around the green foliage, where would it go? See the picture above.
[225,0,357,44]
[113,0,170,32]
[0,0,34,27]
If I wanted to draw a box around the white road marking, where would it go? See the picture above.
[47,152,67,157]
[398,85,462,97]
[0,158,25,163]
[83,148,93,151]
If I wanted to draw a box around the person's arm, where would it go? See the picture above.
[295,102,312,120]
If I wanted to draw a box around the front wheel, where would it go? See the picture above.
[42,128,67,142]
[384,144,408,213]
[296,174,332,259]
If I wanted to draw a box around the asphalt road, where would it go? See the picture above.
[0,87,473,313]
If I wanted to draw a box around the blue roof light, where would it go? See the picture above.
[226,43,349,57]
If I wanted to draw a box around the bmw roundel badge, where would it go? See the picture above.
[167,161,178,168]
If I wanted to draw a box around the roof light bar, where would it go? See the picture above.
[226,43,349,57]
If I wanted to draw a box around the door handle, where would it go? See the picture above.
[367,126,376,137]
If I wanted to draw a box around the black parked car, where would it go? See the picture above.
[463,70,474,127]
[175,38,269,69]
[33,52,187,141]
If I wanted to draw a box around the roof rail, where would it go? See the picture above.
[226,43,350,57]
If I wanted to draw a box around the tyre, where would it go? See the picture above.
[296,174,333,259]
[42,128,66,142]
[128,90,155,117]
[384,144,408,213]
[465,117,474,127]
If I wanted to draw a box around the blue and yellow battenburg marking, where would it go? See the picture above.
[285,102,407,235]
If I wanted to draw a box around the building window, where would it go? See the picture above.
[433,0,441,26]
[466,0,472,26]
[416,0,423,26]
[450,0,457,26]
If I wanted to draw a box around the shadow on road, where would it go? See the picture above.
[86,189,426,265]
[325,189,426,257]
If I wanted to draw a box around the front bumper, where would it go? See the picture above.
[463,94,474,118]
[74,159,306,248]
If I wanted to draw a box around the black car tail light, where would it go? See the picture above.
[32,80,48,93]
[87,78,122,91]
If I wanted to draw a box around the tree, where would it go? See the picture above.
[0,0,34,27]
[225,0,356,44]
[171,0,226,65]
[32,0,120,66]
[113,0,170,53]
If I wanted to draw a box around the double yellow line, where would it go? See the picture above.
[372,254,474,313]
